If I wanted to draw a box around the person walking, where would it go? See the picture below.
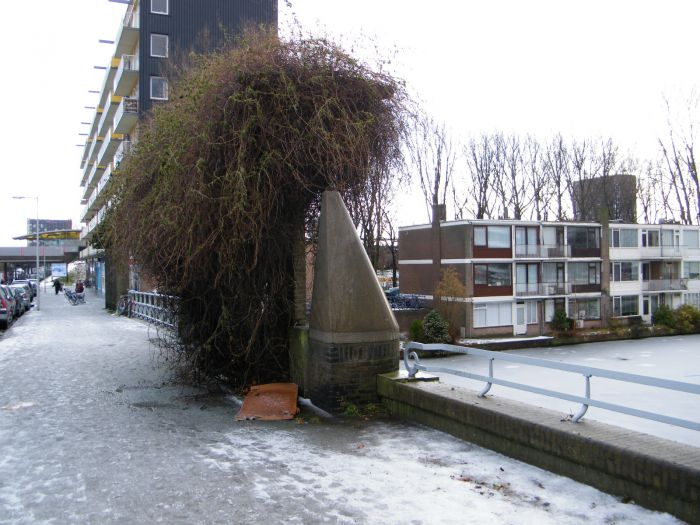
[53,279,62,295]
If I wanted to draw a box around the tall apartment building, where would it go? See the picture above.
[399,217,700,338]
[78,0,277,299]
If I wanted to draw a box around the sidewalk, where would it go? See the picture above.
[0,290,683,524]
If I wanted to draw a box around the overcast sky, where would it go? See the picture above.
[1,0,698,245]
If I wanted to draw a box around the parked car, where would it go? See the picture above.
[8,288,26,318]
[12,279,36,300]
[9,284,31,313]
[0,285,16,329]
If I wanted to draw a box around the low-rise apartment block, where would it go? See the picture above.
[399,216,700,338]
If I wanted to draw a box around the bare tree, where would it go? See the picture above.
[408,113,457,221]
[659,95,699,224]
[459,133,499,219]
[543,133,569,220]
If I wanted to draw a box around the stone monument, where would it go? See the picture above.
[292,191,399,413]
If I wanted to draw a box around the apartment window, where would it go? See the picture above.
[685,261,700,279]
[613,295,639,317]
[569,298,600,320]
[151,34,169,58]
[474,263,511,287]
[641,229,660,247]
[526,301,537,324]
[685,230,699,249]
[611,262,639,282]
[150,76,168,100]
[568,227,599,249]
[151,0,169,14]
[685,293,700,308]
[474,302,512,328]
[473,225,510,248]
[610,228,637,248]
[570,262,600,284]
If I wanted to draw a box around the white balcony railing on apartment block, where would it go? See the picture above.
[514,282,571,296]
[114,98,138,134]
[514,244,570,258]
[641,279,688,291]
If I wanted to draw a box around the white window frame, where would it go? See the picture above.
[151,0,169,15]
[150,76,168,100]
[473,302,512,328]
[150,34,169,58]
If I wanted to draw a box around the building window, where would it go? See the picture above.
[685,230,699,249]
[613,295,639,317]
[569,262,600,284]
[610,228,638,248]
[473,225,510,249]
[526,301,537,324]
[685,261,700,279]
[150,76,168,100]
[641,229,660,247]
[569,298,600,320]
[474,302,512,328]
[474,263,511,287]
[150,34,169,58]
[151,0,169,14]
[568,227,599,249]
[685,293,700,308]
[611,262,639,282]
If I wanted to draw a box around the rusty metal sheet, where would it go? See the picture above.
[235,383,299,421]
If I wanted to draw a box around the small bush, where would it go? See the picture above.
[423,310,451,344]
[674,304,700,333]
[550,308,570,332]
[409,319,425,343]
[652,304,675,328]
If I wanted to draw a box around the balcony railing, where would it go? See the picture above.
[641,279,688,291]
[114,98,138,134]
[514,244,570,258]
[514,282,571,296]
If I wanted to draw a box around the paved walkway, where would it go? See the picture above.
[0,290,682,524]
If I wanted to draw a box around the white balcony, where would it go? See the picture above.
[97,130,123,169]
[515,244,570,259]
[641,279,687,292]
[514,282,571,297]
[114,2,140,57]
[114,55,139,97]
[114,97,138,134]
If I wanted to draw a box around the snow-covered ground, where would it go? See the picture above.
[0,290,683,524]
[421,335,700,448]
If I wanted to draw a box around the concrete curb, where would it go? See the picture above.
[378,374,700,524]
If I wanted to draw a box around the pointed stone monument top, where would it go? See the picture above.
[309,191,399,344]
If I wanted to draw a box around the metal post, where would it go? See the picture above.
[35,197,40,311]
[12,195,40,310]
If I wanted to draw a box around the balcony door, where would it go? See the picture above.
[515,226,538,257]
[516,263,538,295]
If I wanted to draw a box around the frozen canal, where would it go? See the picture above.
[422,335,700,448]
[0,290,684,524]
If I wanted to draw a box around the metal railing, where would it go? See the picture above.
[128,290,178,330]
[403,342,700,431]
[641,279,688,291]
[515,244,570,258]
[515,281,570,296]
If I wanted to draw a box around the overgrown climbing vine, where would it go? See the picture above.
[105,31,409,386]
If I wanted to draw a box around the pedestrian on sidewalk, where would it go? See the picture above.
[53,279,62,295]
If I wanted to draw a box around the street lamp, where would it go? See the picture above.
[12,196,40,312]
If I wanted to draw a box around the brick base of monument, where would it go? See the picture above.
[306,338,399,413]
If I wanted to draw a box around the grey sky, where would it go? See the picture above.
[1,0,698,244]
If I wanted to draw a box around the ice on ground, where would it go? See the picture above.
[0,290,683,524]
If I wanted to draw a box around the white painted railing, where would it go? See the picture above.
[403,342,700,431]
